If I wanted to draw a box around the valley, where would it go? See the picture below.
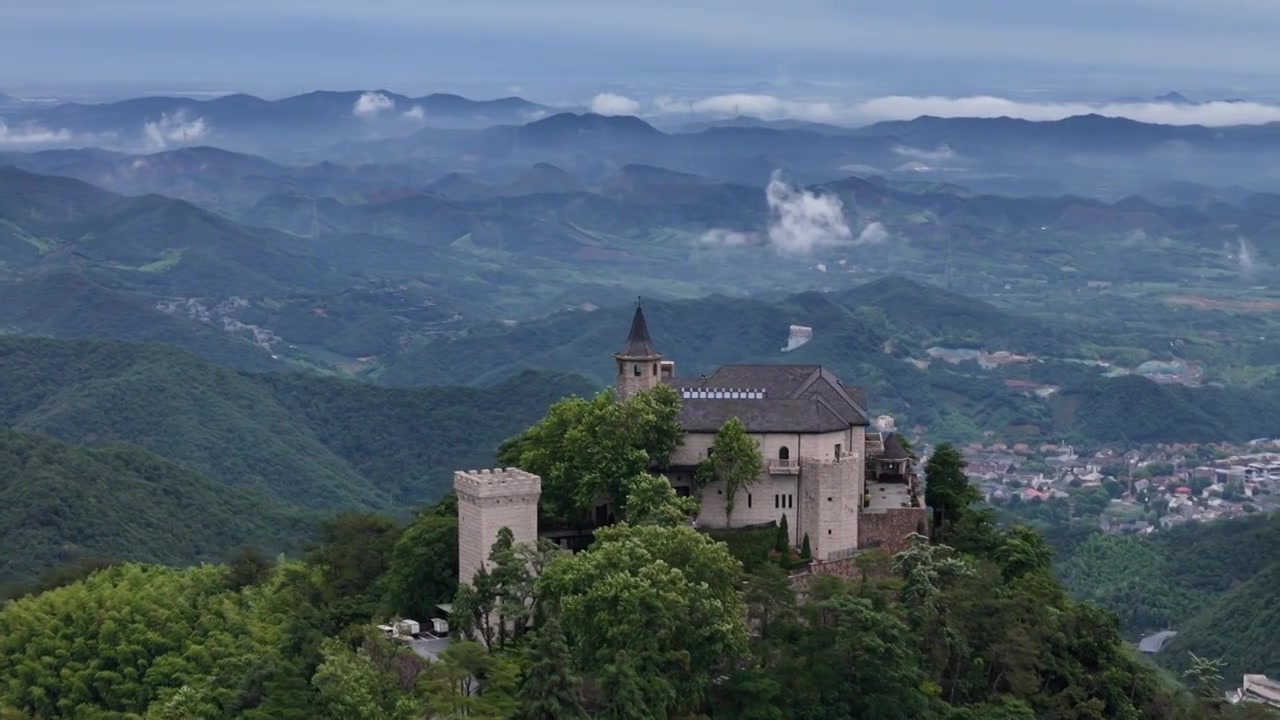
[5,78,1280,718]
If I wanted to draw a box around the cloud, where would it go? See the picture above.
[650,93,1280,127]
[0,120,72,146]
[700,171,895,255]
[855,95,1280,126]
[858,221,890,245]
[142,111,209,151]
[698,228,754,247]
[765,170,853,255]
[353,91,395,117]
[589,92,641,116]
[402,105,425,120]
[892,144,956,163]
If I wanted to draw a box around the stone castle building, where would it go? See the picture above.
[454,304,925,587]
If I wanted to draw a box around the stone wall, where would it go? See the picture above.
[857,507,927,556]
[455,468,541,588]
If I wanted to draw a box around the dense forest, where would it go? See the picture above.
[1,387,1275,719]
[0,335,595,584]
[1055,513,1280,683]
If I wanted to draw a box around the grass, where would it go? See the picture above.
[137,249,185,273]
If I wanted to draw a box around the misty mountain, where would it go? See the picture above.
[10,89,551,133]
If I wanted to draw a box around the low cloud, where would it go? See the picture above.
[698,228,754,247]
[699,171,894,255]
[766,170,853,254]
[142,111,209,151]
[858,221,890,245]
[892,144,956,162]
[353,91,395,117]
[0,120,72,146]
[589,92,641,116]
[649,92,1280,127]
[402,105,425,120]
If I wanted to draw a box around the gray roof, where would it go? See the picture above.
[881,433,910,460]
[666,364,868,433]
[616,305,660,358]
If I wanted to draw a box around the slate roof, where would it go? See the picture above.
[665,364,869,433]
[881,433,911,460]
[616,305,660,358]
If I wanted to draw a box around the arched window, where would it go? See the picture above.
[778,446,791,461]
[633,363,642,377]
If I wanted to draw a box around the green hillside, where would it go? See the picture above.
[0,269,284,372]
[0,428,313,585]
[0,336,597,508]
[1059,514,1280,681]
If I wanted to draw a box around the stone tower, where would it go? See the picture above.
[614,301,663,400]
[454,467,542,588]
[798,433,864,562]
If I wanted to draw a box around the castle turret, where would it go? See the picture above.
[454,467,542,588]
[615,301,663,400]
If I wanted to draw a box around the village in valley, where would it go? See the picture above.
[951,433,1280,534]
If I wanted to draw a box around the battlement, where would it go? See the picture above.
[454,468,542,499]
[799,453,858,467]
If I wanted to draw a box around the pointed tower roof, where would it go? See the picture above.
[881,432,911,461]
[617,301,660,358]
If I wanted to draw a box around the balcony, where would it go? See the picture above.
[768,458,800,475]
[865,432,884,455]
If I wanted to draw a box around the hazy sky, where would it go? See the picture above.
[3,0,1278,99]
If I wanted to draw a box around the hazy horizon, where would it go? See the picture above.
[4,0,1280,102]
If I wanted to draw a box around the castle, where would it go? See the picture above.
[454,305,925,587]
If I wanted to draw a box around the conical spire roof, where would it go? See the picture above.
[617,302,660,358]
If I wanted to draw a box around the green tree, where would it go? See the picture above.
[498,387,683,521]
[537,523,748,716]
[380,510,457,624]
[515,616,587,720]
[706,418,763,526]
[622,472,699,526]
[924,444,980,542]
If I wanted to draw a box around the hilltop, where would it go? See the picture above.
[0,335,596,508]
[0,428,313,586]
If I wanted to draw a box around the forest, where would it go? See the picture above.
[1,386,1275,719]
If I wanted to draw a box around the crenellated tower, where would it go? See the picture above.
[454,467,542,588]
[614,300,664,400]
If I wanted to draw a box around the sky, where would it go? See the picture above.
[2,0,1279,102]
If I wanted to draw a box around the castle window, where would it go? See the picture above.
[774,494,780,509]
[652,363,658,376]
[835,443,843,459]
[778,446,790,461]
[633,364,642,377]
[788,494,794,509]
[747,493,753,508]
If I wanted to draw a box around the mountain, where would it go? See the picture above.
[0,270,285,372]
[0,428,313,585]
[0,165,348,296]
[0,335,597,509]
[9,90,553,139]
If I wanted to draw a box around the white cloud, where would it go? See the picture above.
[855,95,1280,126]
[654,93,844,123]
[765,170,853,255]
[142,111,209,151]
[892,144,956,163]
[0,120,72,146]
[353,91,395,117]
[402,105,425,120]
[857,221,890,245]
[698,228,754,247]
[649,92,1280,127]
[589,92,641,116]
[700,171,881,256]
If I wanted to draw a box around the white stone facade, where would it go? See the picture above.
[454,468,541,588]
[666,426,866,558]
